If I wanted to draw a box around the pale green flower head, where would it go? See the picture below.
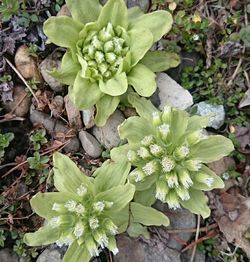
[116,93,234,219]
[23,152,135,262]
[43,0,179,126]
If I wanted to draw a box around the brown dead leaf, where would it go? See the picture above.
[214,192,250,258]
[234,126,250,154]
[64,95,83,130]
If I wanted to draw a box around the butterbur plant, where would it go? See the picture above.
[115,93,234,218]
[43,0,178,126]
[24,152,169,261]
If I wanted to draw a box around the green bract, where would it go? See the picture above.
[43,0,176,126]
[24,152,135,261]
[116,93,234,219]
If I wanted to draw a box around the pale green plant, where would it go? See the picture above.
[24,152,169,261]
[43,0,179,126]
[112,93,234,218]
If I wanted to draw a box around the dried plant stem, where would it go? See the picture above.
[190,215,201,262]
[166,223,217,234]
[4,57,39,104]
[1,140,70,178]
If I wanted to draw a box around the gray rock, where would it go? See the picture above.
[181,249,205,262]
[195,102,225,129]
[100,0,149,12]
[40,52,65,93]
[155,73,193,110]
[36,247,62,262]
[126,0,150,12]
[81,107,96,129]
[79,131,102,158]
[3,85,31,117]
[92,110,125,149]
[30,109,80,153]
[0,249,18,262]
[115,234,181,262]
[154,202,196,251]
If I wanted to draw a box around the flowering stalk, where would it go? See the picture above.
[43,0,179,126]
[24,152,135,261]
[116,93,234,218]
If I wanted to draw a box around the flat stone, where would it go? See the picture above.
[155,73,193,110]
[64,95,83,130]
[92,110,125,149]
[154,201,196,251]
[15,45,42,82]
[36,247,62,262]
[40,52,65,93]
[195,102,225,129]
[81,107,96,129]
[79,131,102,158]
[3,85,31,117]
[115,234,181,262]
[0,249,18,262]
[181,249,205,262]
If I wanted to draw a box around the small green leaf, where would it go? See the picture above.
[63,241,91,262]
[169,109,189,147]
[95,95,120,127]
[191,135,234,163]
[186,115,209,133]
[108,205,130,232]
[23,225,61,246]
[118,116,155,147]
[130,202,169,226]
[110,144,130,163]
[239,26,250,47]
[30,192,78,219]
[127,223,150,239]
[180,189,210,219]
[43,17,83,51]
[94,160,131,193]
[140,51,180,72]
[128,26,153,67]
[128,93,158,121]
[69,72,103,110]
[50,51,80,85]
[134,186,156,206]
[128,63,156,97]
[130,10,173,42]
[96,183,135,212]
[99,73,128,96]
[97,0,128,29]
[66,0,101,24]
[53,152,94,193]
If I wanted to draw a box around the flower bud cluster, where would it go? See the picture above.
[128,107,212,210]
[49,184,118,257]
[82,22,129,81]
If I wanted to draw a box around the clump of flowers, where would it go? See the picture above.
[117,93,234,218]
[43,0,178,126]
[24,152,169,261]
[24,152,135,261]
